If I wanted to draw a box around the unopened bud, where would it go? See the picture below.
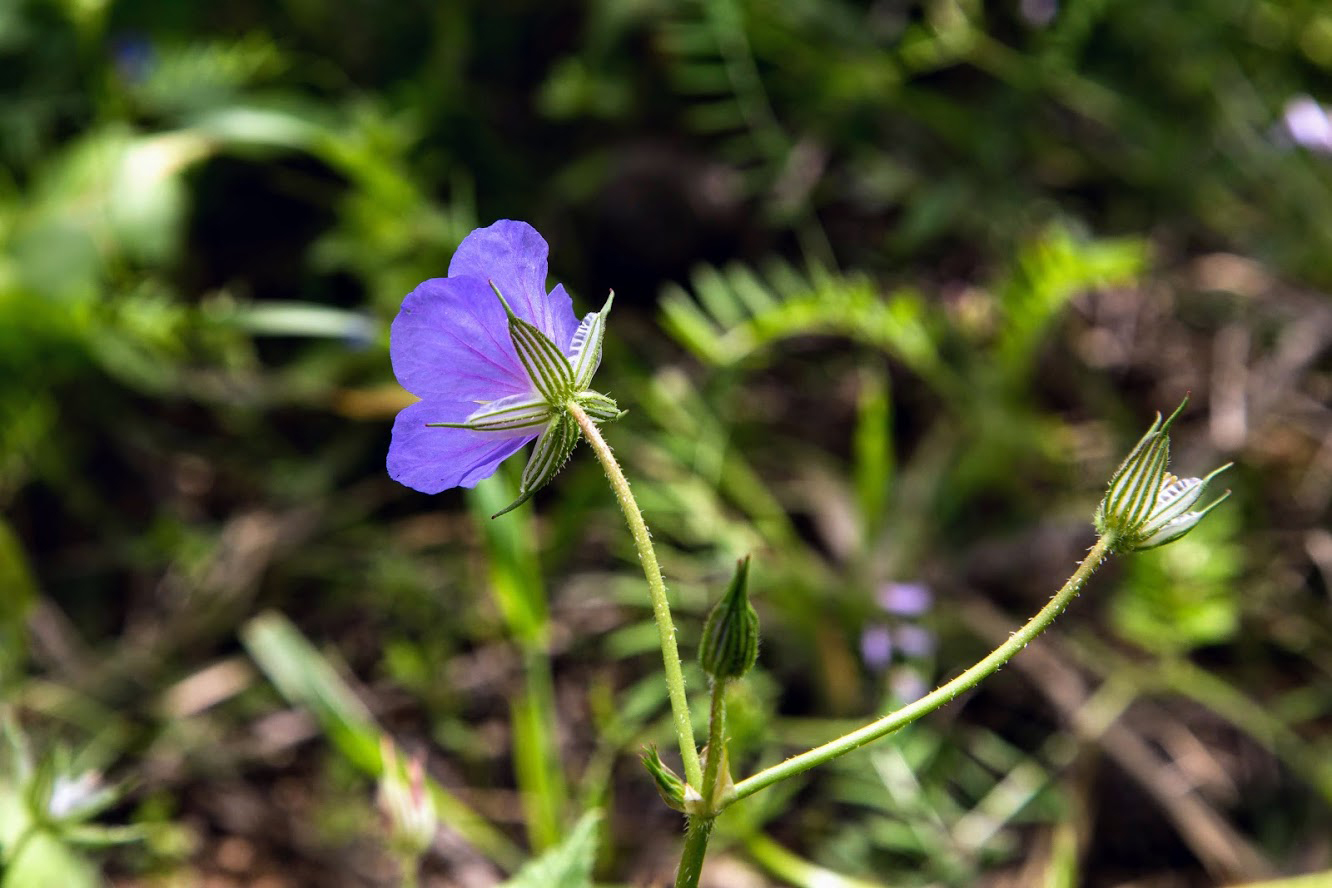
[377,738,437,857]
[699,557,759,681]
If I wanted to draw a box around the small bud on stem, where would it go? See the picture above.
[698,557,759,681]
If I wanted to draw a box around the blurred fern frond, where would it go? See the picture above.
[660,225,1146,398]
[660,259,947,390]
[122,33,288,115]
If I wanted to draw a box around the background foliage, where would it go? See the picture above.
[2,0,1330,885]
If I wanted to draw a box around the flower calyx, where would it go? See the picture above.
[427,286,622,518]
[1094,398,1232,553]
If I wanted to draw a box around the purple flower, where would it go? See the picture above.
[388,220,617,513]
[893,625,936,659]
[1283,96,1332,154]
[1019,0,1057,27]
[876,582,932,617]
[860,625,894,671]
[889,667,927,704]
[863,580,937,674]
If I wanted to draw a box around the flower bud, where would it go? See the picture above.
[698,557,759,681]
[377,738,438,858]
[1094,399,1231,552]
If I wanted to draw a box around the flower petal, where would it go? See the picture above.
[546,284,578,354]
[390,275,530,401]
[388,400,535,494]
[447,220,578,348]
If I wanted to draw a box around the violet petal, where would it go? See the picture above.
[390,275,530,401]
[447,220,578,349]
[860,625,894,671]
[877,582,933,617]
[893,625,937,659]
[388,400,536,493]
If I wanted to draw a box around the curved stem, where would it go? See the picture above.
[728,535,1115,805]
[568,403,703,790]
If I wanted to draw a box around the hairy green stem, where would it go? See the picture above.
[675,680,729,888]
[676,676,729,884]
[568,403,703,790]
[728,535,1115,805]
[701,679,728,807]
[673,816,714,888]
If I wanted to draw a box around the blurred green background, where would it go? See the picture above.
[2,0,1330,885]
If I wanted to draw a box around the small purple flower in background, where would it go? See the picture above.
[877,582,932,617]
[388,220,618,514]
[1019,0,1058,27]
[893,625,936,659]
[889,669,928,704]
[1281,96,1332,154]
[859,625,894,671]
[862,581,936,703]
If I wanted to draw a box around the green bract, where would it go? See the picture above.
[1094,399,1231,552]
[640,745,687,813]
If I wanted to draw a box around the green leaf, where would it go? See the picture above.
[223,301,375,341]
[498,809,601,888]
[240,612,524,871]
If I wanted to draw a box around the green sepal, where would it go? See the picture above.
[640,745,687,812]
[1133,482,1232,550]
[573,390,624,424]
[570,291,614,390]
[698,556,759,680]
[426,393,553,432]
[490,281,575,404]
[492,412,580,518]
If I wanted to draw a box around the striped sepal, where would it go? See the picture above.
[570,291,614,390]
[490,281,574,404]
[426,393,552,432]
[491,412,580,518]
